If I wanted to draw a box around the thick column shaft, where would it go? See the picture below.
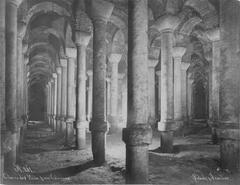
[181,63,190,122]
[148,59,158,125]
[122,0,152,183]
[90,0,114,165]
[60,59,68,134]
[0,0,6,178]
[5,0,18,167]
[66,49,76,145]
[218,0,240,172]
[56,67,62,133]
[108,54,121,132]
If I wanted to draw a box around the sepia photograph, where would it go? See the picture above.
[0,0,240,184]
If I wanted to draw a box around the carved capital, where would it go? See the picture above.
[151,15,180,33]
[87,70,93,76]
[172,47,186,59]
[91,0,114,22]
[181,62,190,71]
[52,73,57,79]
[56,66,62,74]
[60,58,68,67]
[66,47,77,59]
[206,28,220,42]
[74,31,91,46]
[108,53,122,64]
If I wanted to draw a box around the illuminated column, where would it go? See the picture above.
[181,62,190,122]
[152,15,180,153]
[173,47,186,128]
[74,31,91,149]
[156,70,161,122]
[52,73,58,132]
[56,66,62,133]
[206,28,221,144]
[66,48,76,145]
[5,0,22,168]
[148,58,158,125]
[122,0,152,183]
[48,81,52,126]
[108,54,122,132]
[87,70,93,122]
[90,0,114,165]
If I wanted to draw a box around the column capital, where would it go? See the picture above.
[106,77,111,83]
[6,0,22,6]
[50,78,54,83]
[56,66,62,74]
[172,47,186,59]
[66,47,77,59]
[151,15,180,34]
[148,58,159,68]
[87,70,93,76]
[74,31,91,47]
[52,73,57,79]
[156,70,161,76]
[60,58,68,67]
[206,28,220,42]
[108,53,122,64]
[91,0,114,22]
[181,62,190,71]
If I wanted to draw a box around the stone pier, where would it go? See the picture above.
[152,15,180,153]
[122,0,152,183]
[74,32,91,150]
[65,48,76,146]
[90,0,114,165]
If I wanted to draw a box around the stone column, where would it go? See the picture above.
[121,75,127,127]
[90,0,114,165]
[108,54,122,132]
[217,0,240,172]
[50,79,55,128]
[106,77,111,119]
[148,59,158,126]
[65,48,76,145]
[156,70,161,122]
[52,73,58,132]
[74,32,91,150]
[60,59,68,135]
[181,62,190,122]
[56,66,62,133]
[5,0,22,168]
[0,0,6,178]
[87,70,93,122]
[206,28,221,144]
[187,74,194,123]
[152,15,181,153]
[48,81,53,126]
[122,0,152,183]
[117,73,125,126]
[173,47,186,128]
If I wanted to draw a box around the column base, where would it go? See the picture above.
[92,131,106,166]
[75,121,87,150]
[122,124,152,184]
[217,128,240,172]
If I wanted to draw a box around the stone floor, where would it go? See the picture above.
[3,122,240,184]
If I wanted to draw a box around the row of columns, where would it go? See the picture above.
[1,0,29,173]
